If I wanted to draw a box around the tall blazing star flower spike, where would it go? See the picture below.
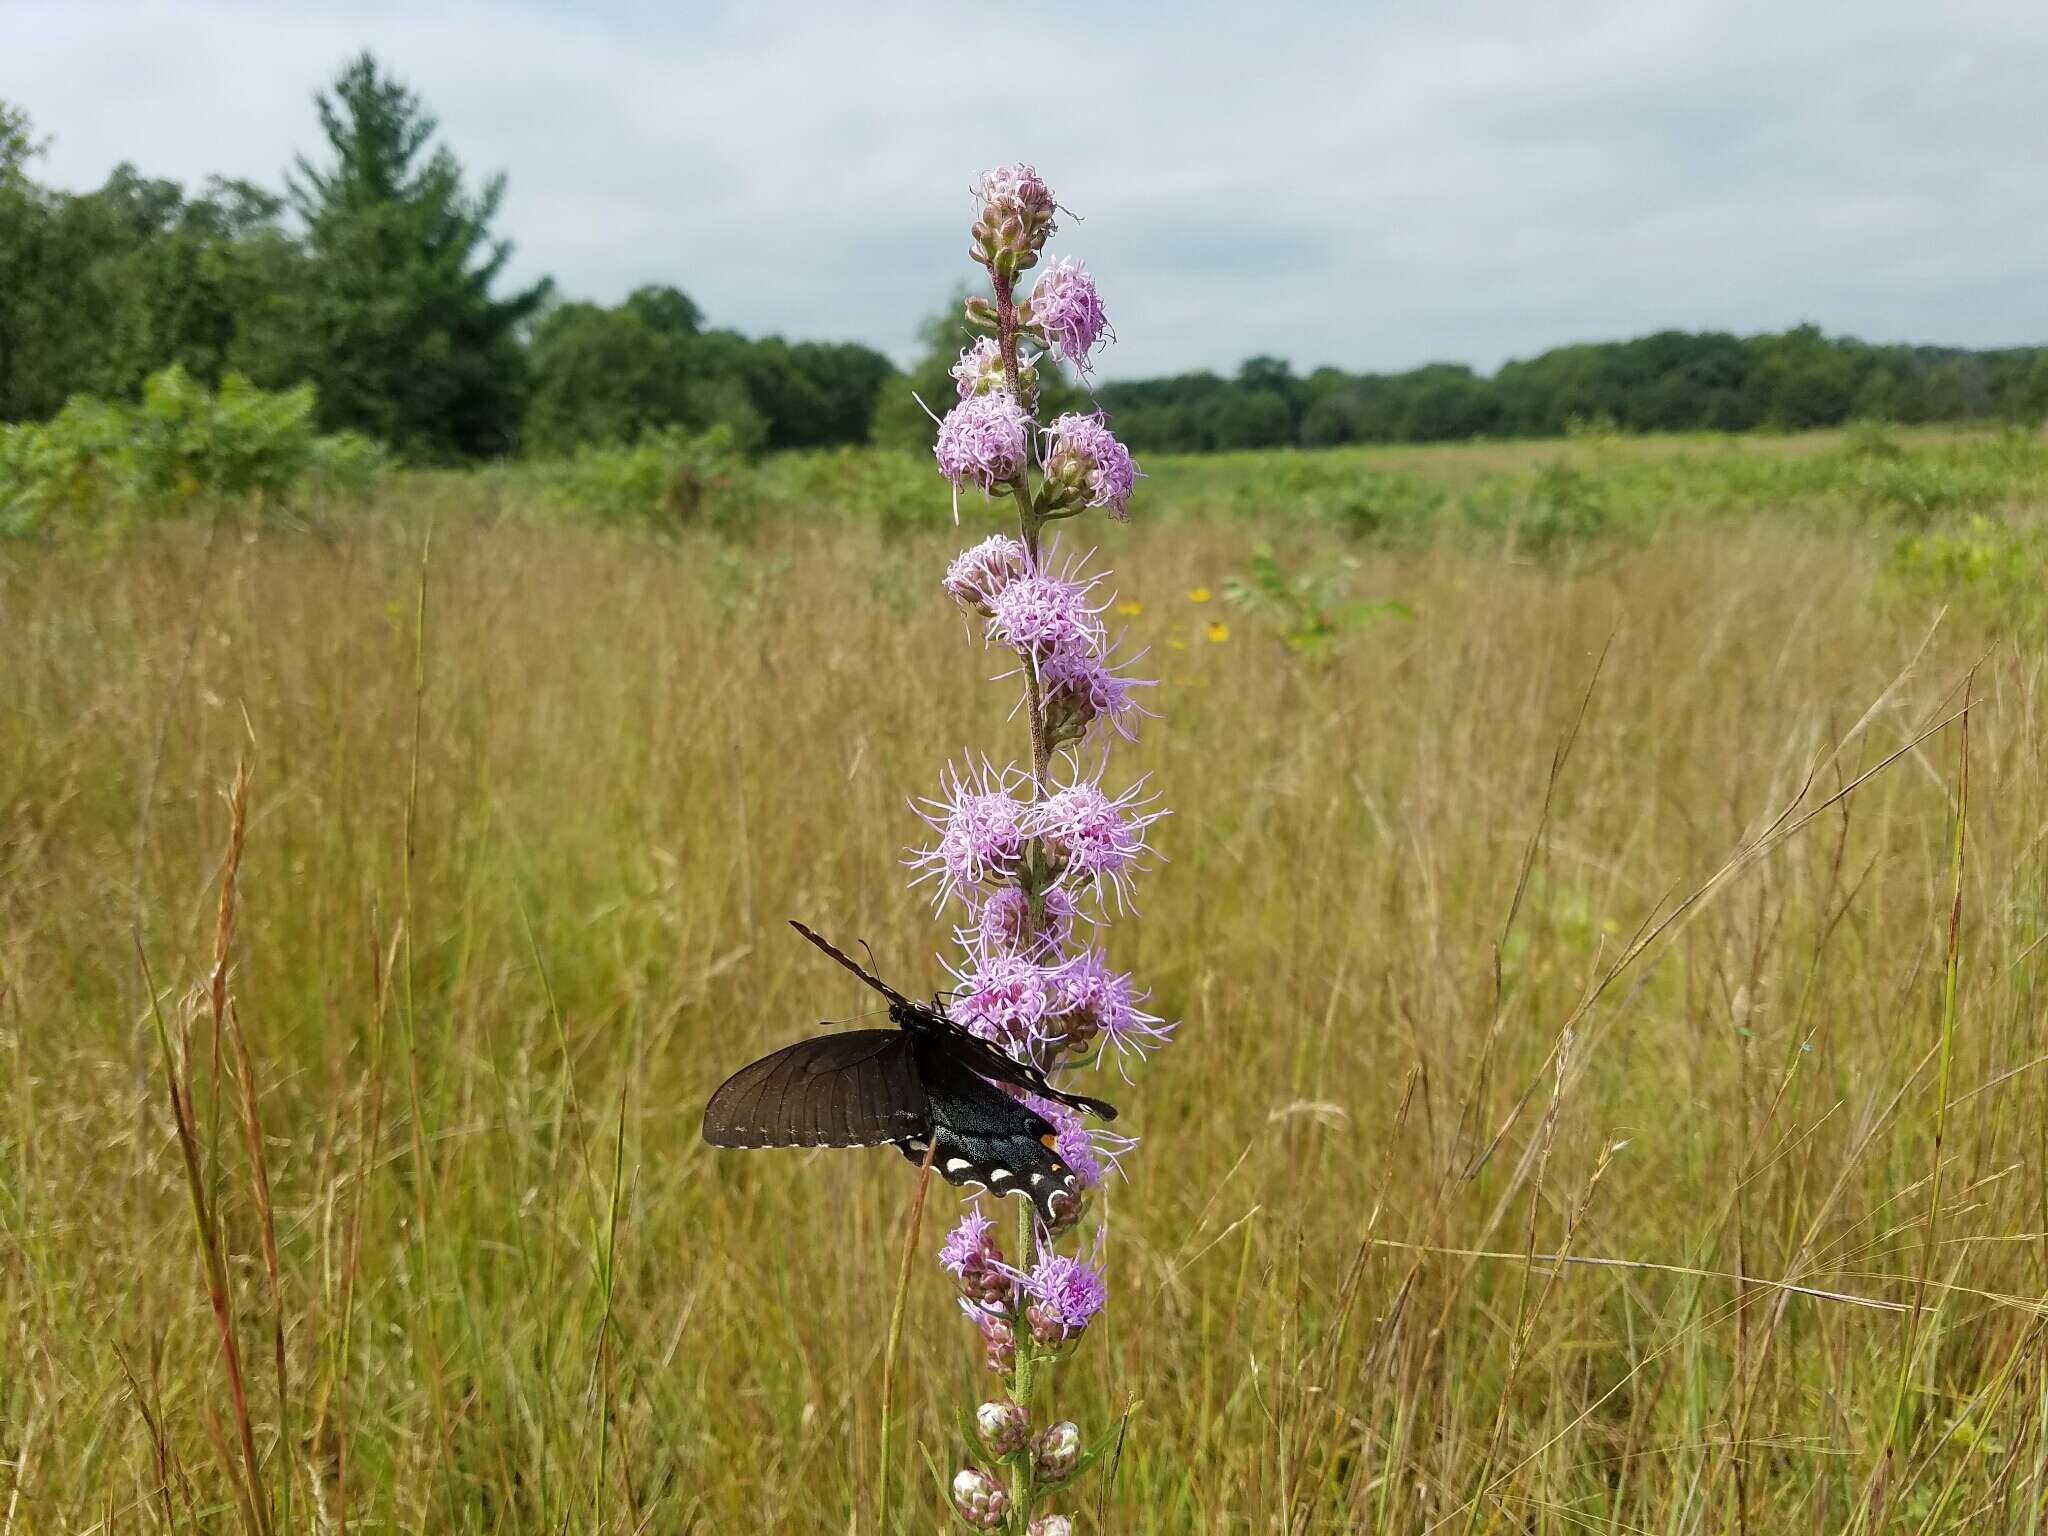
[912,162,1173,1534]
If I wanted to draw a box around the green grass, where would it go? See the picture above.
[4,430,2048,1531]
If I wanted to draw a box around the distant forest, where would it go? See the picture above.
[6,54,2046,463]
[1090,331,2048,453]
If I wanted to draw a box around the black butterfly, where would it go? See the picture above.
[702,920,1118,1222]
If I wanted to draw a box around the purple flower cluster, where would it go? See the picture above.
[1031,776,1167,912]
[987,567,1107,660]
[1038,637,1153,745]
[977,163,1056,233]
[953,335,1041,411]
[909,759,1165,928]
[922,160,1167,1530]
[947,952,1052,1056]
[967,541,1151,754]
[935,391,1032,515]
[1021,1242,1110,1343]
[961,883,1082,961]
[1047,948,1173,1068]
[944,533,1027,617]
[1043,412,1141,519]
[941,1205,1014,1308]
[1027,258,1112,372]
[909,757,1030,907]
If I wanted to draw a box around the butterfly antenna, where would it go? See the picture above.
[789,919,909,1004]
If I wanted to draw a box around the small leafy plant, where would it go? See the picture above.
[1223,542,1410,659]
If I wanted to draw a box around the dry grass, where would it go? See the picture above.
[3,460,2045,1532]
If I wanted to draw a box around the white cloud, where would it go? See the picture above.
[6,0,2046,378]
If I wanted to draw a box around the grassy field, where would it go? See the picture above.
[5,429,2048,1531]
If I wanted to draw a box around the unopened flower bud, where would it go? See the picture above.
[973,163,1057,276]
[951,1466,1010,1529]
[978,1311,1017,1372]
[1033,1421,1082,1483]
[975,1398,1031,1459]
[1028,1517,1075,1536]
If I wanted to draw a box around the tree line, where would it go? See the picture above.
[5,54,2046,463]
[1091,331,2048,455]
[0,55,898,462]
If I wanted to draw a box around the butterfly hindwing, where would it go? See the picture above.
[702,1030,928,1150]
[906,1032,1083,1223]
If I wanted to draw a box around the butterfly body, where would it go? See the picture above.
[701,922,1117,1222]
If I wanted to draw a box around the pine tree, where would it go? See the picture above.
[287,53,549,459]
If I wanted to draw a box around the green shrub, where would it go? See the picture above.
[1840,418,1905,462]
[1225,459,1444,543]
[753,447,943,534]
[527,424,752,526]
[1514,458,1610,552]
[0,365,387,533]
[1884,516,2048,628]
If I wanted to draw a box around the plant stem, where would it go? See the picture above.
[398,530,455,1518]
[1008,1195,1037,1531]
[878,1137,939,1536]
[594,1082,628,1526]
[1865,672,1973,1529]
[138,943,271,1536]
[988,255,1060,1535]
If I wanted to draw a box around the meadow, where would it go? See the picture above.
[5,426,2048,1532]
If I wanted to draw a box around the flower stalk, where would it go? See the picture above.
[922,164,1162,1535]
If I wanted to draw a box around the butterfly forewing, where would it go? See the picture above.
[906,1008,1119,1122]
[702,1030,928,1150]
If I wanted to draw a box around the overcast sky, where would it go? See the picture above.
[7,0,2046,379]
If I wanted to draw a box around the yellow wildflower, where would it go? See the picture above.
[1206,621,1230,643]
[1116,599,1143,616]
[1187,586,1212,602]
